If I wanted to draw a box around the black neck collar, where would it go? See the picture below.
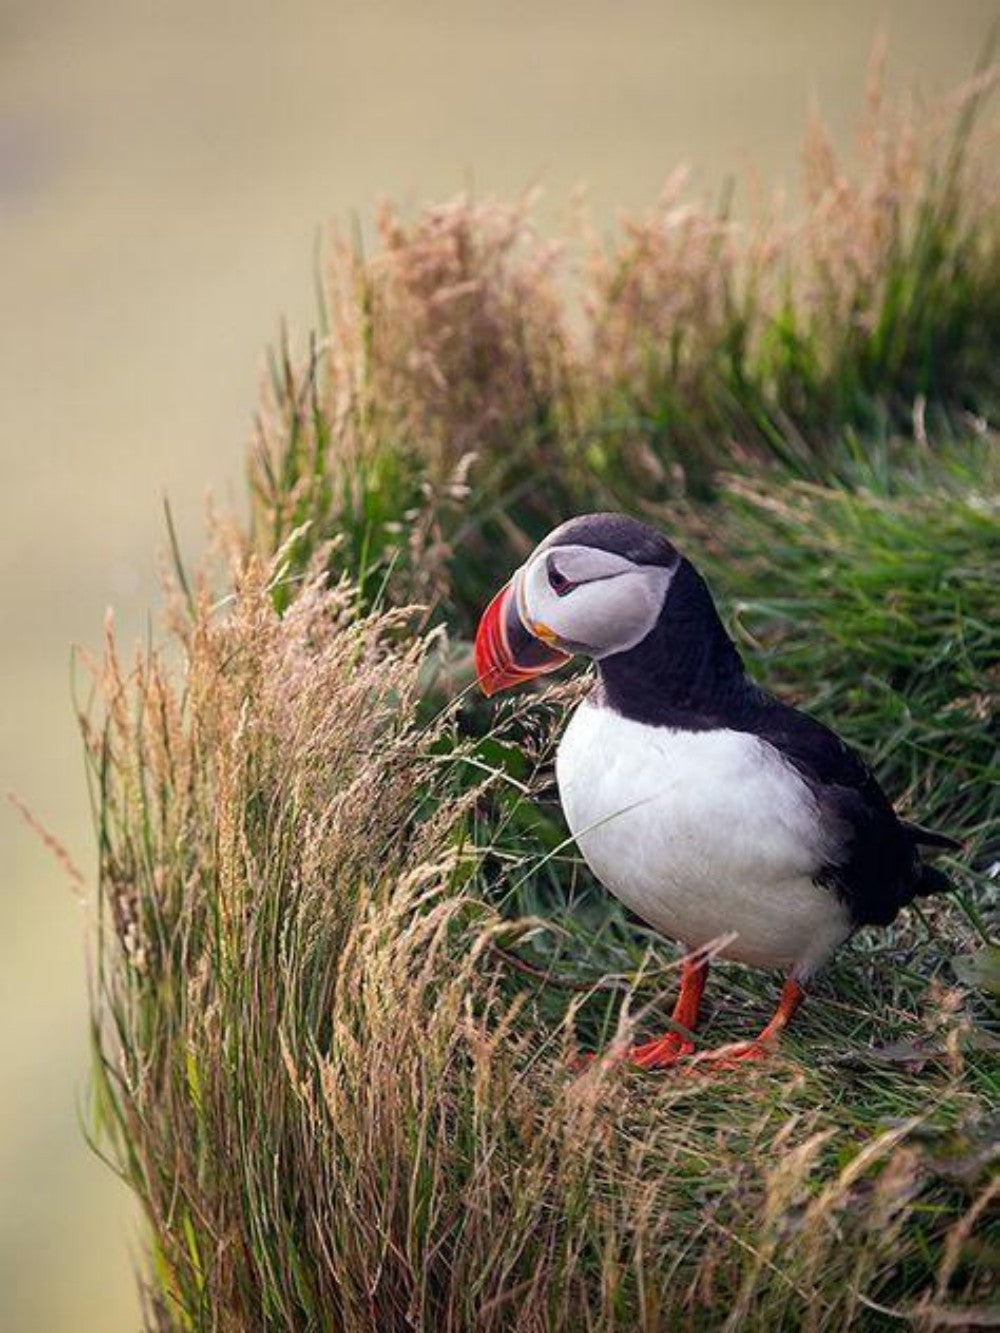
[595,558,754,729]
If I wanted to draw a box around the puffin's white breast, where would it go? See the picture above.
[554,701,852,974]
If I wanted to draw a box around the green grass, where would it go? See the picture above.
[84,64,999,1331]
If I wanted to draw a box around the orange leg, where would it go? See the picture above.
[686,977,805,1072]
[626,958,708,1070]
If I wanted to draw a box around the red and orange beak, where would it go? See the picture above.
[474,579,572,696]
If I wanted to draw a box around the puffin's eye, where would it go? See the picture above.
[547,561,574,596]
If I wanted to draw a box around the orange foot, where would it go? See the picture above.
[629,1031,695,1069]
[574,1030,694,1072]
[682,1037,777,1074]
[575,957,707,1072]
[683,978,806,1075]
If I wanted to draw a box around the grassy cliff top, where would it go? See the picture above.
[87,67,998,1330]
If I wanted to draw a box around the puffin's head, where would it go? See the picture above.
[474,513,680,696]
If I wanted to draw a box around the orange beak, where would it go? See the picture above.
[474,580,571,696]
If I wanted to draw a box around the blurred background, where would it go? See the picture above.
[1,2,995,1328]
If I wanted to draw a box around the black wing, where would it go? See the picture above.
[748,694,948,927]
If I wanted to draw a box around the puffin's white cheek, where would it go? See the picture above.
[571,573,669,658]
[521,578,589,649]
[520,553,672,658]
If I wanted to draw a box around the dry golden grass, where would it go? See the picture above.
[250,62,999,642]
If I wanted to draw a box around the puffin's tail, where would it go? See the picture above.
[900,819,961,900]
[900,819,962,853]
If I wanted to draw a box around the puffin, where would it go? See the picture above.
[473,512,959,1068]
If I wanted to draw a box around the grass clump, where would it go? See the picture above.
[251,60,999,618]
[85,57,999,1332]
[88,527,997,1331]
